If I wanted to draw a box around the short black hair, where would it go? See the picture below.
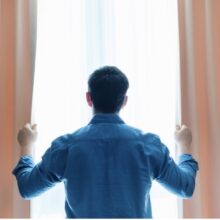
[88,66,129,113]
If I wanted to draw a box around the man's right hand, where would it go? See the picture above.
[175,124,192,154]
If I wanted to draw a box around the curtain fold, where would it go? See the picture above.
[0,0,37,217]
[178,0,220,218]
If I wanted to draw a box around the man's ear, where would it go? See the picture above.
[121,95,128,108]
[86,92,93,107]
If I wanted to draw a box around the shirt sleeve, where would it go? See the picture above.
[12,135,69,199]
[148,134,199,198]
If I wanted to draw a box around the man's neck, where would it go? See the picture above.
[93,109,119,116]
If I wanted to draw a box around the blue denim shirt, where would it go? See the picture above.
[13,114,199,218]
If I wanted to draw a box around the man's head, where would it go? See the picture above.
[86,66,129,114]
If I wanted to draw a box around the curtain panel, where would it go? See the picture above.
[0,0,37,218]
[178,0,220,218]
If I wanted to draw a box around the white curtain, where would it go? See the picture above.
[32,0,180,218]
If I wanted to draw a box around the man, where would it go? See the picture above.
[13,66,199,218]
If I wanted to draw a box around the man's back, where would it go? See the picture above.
[13,114,198,218]
[64,114,153,218]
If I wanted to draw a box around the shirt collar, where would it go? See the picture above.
[88,113,125,125]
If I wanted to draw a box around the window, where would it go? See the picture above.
[32,0,180,218]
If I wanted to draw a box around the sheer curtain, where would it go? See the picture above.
[32,0,180,218]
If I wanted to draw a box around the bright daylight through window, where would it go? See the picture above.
[31,0,180,218]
